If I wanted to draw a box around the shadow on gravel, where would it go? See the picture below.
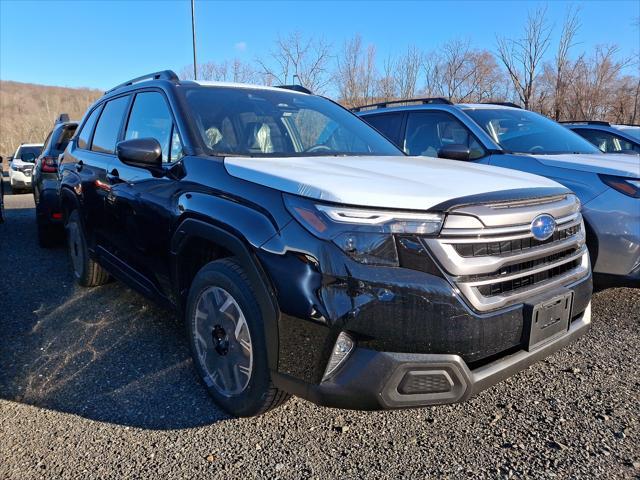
[0,200,229,430]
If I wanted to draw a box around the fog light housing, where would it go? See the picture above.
[322,332,354,381]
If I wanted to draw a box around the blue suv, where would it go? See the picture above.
[357,100,640,287]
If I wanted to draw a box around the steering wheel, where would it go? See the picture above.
[529,145,545,153]
[305,145,332,153]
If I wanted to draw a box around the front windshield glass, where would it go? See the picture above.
[465,108,601,155]
[15,146,42,162]
[183,87,402,157]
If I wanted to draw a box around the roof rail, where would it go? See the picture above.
[559,120,611,126]
[104,70,180,95]
[276,84,313,94]
[480,102,522,109]
[352,97,453,112]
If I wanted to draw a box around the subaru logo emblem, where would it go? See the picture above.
[530,214,556,241]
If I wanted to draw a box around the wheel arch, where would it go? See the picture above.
[170,217,280,371]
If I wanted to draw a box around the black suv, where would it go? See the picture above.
[59,71,592,417]
[34,114,78,246]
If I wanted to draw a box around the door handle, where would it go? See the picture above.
[75,160,83,172]
[106,168,121,185]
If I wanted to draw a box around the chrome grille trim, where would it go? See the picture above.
[440,212,582,238]
[425,195,590,312]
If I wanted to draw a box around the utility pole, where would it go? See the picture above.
[191,0,197,80]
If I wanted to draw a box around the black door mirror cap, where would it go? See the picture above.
[116,138,162,170]
[438,144,472,161]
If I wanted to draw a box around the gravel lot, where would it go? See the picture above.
[1,177,639,479]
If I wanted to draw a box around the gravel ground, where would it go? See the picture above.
[1,178,639,479]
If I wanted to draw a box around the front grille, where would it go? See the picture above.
[453,224,580,257]
[423,194,590,312]
[477,258,582,296]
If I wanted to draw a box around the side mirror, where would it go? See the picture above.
[438,144,471,161]
[116,138,162,170]
[0,156,3,164]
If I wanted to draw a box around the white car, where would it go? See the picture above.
[8,143,43,193]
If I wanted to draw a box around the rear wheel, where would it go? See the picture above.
[66,210,110,287]
[186,258,289,417]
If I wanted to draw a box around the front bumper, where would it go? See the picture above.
[10,170,32,188]
[274,303,591,410]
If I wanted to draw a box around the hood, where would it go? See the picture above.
[224,155,564,210]
[529,153,640,178]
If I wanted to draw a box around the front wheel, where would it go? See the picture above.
[66,210,110,287]
[186,258,289,417]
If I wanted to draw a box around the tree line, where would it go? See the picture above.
[181,6,640,124]
[2,7,638,158]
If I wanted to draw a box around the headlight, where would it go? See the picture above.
[10,164,18,171]
[599,174,640,198]
[283,194,444,266]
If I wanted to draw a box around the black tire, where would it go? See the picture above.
[66,210,110,287]
[186,258,289,417]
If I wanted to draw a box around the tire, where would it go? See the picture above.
[66,210,110,287]
[186,258,289,417]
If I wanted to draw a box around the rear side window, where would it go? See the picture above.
[573,128,640,154]
[125,92,175,162]
[54,125,77,154]
[362,113,404,147]
[91,96,130,154]
[77,106,102,150]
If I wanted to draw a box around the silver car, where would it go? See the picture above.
[357,101,640,287]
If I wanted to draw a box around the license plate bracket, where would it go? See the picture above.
[523,290,573,351]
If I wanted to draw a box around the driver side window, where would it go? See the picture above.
[404,111,485,160]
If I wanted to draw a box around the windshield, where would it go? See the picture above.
[465,108,601,155]
[183,87,402,157]
[615,125,640,142]
[14,145,42,162]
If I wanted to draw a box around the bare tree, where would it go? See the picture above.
[496,6,552,109]
[257,32,332,93]
[334,34,379,107]
[394,45,422,99]
[552,6,581,119]
[376,55,397,102]
[567,45,630,120]
[423,40,507,102]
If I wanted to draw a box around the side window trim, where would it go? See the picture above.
[76,103,104,151]
[123,88,184,165]
[404,109,488,160]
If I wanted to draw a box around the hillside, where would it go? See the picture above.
[0,80,102,158]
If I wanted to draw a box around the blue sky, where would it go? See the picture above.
[1,0,639,91]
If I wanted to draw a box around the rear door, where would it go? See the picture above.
[62,95,131,247]
[103,89,184,299]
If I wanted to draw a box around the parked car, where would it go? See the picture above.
[0,156,5,223]
[59,71,592,417]
[8,143,43,193]
[33,114,78,246]
[357,100,640,288]
[561,121,640,155]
